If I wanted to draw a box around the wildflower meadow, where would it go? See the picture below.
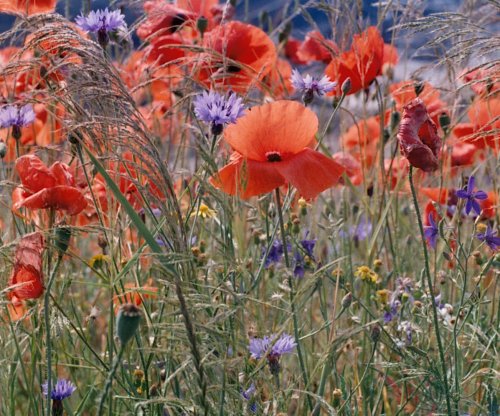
[0,0,499,415]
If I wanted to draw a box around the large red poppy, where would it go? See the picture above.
[8,232,44,300]
[325,26,384,96]
[397,98,441,172]
[296,31,338,64]
[0,0,56,15]
[211,100,345,199]
[13,155,87,215]
[195,21,276,92]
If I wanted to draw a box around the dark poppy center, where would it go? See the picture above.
[169,14,187,32]
[226,64,241,73]
[266,151,282,162]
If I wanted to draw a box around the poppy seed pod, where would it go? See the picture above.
[54,226,72,254]
[116,303,141,345]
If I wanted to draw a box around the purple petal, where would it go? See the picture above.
[474,190,488,200]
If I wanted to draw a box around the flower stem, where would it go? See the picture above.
[97,345,125,416]
[44,254,63,416]
[408,166,454,415]
[274,188,313,411]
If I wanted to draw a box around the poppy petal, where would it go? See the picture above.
[224,100,318,161]
[211,153,285,198]
[15,154,57,192]
[18,186,87,215]
[276,148,345,199]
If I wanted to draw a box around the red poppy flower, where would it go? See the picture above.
[397,98,441,172]
[460,64,500,96]
[332,152,363,186]
[211,100,345,199]
[390,80,447,126]
[262,58,293,98]
[284,38,308,65]
[145,34,186,66]
[340,114,383,168]
[296,31,338,64]
[467,97,499,151]
[137,1,197,40]
[195,21,276,92]
[8,232,44,300]
[176,0,218,18]
[325,26,384,96]
[0,0,56,15]
[13,155,87,215]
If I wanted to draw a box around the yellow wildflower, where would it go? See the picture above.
[355,265,378,283]
[88,254,110,269]
[191,203,217,219]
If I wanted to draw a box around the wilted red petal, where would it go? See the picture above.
[276,148,345,199]
[397,98,440,172]
[8,232,44,300]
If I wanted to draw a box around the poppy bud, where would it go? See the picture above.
[332,388,342,407]
[0,141,6,159]
[54,226,72,254]
[370,324,381,342]
[197,16,208,36]
[341,78,352,95]
[414,80,424,96]
[341,292,352,308]
[116,303,141,345]
[390,111,400,132]
[439,112,450,133]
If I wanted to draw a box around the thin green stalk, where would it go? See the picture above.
[274,188,313,412]
[97,345,125,416]
[408,166,454,415]
[44,254,63,416]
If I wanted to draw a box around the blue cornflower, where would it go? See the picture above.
[291,69,336,104]
[248,333,296,360]
[42,379,76,401]
[476,226,500,251]
[241,383,257,413]
[193,90,245,135]
[76,9,127,47]
[0,104,35,140]
[424,213,439,249]
[456,176,488,216]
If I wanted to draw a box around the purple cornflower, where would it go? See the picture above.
[456,176,488,216]
[291,69,336,104]
[383,299,400,323]
[476,226,500,250]
[249,333,296,375]
[42,379,76,400]
[193,90,245,135]
[241,383,257,413]
[76,9,127,47]
[424,213,439,249]
[248,333,296,359]
[0,104,35,140]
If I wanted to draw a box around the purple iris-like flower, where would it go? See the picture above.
[0,104,35,139]
[75,8,126,33]
[264,240,285,268]
[291,69,336,104]
[476,226,500,251]
[424,213,439,249]
[193,90,245,135]
[42,379,76,401]
[293,237,316,277]
[248,333,296,360]
[383,300,400,323]
[456,176,488,216]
